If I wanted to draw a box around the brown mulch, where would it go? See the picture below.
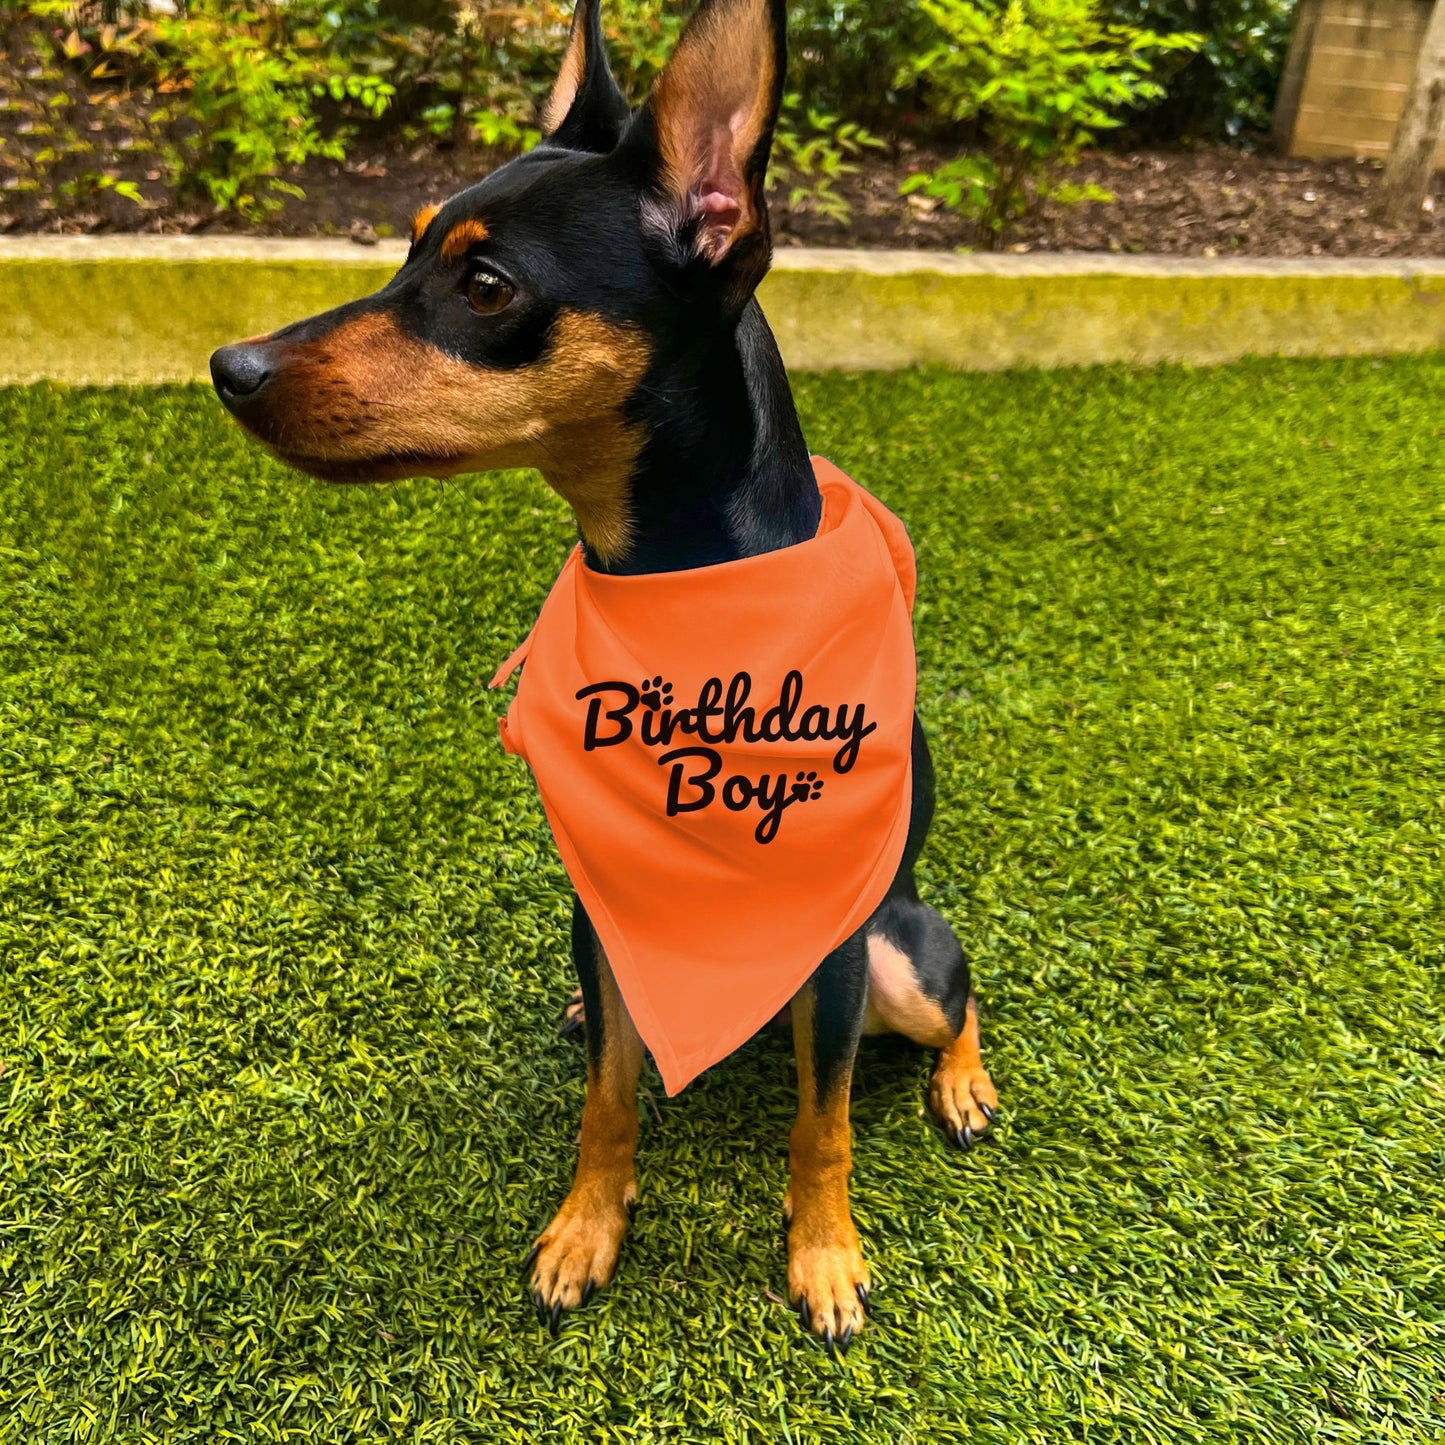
[813,145,1445,258]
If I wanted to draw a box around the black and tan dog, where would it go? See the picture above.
[210,0,997,1353]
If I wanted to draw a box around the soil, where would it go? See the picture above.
[4,34,1443,257]
[829,145,1445,259]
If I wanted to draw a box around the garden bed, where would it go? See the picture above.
[5,0,1443,260]
[5,130,1445,258]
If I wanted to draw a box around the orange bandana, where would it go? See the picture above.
[490,458,917,1094]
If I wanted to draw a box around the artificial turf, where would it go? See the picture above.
[1,357,1442,1443]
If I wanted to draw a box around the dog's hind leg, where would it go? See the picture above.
[865,714,998,1149]
[927,990,996,1149]
[526,896,643,1332]
[784,929,870,1353]
[559,985,585,1039]
[863,894,998,1150]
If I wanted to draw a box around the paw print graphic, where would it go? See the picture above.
[639,675,674,710]
[791,770,824,803]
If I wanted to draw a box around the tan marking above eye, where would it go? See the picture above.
[441,218,491,263]
[411,203,442,246]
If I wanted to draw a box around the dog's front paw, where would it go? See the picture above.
[524,1181,634,1335]
[784,1201,868,1355]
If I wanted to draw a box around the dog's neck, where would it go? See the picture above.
[578,298,821,576]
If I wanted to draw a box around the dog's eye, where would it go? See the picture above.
[466,270,515,316]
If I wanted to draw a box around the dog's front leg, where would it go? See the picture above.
[784,929,870,1354]
[526,897,642,1333]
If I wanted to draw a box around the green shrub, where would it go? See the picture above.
[787,0,937,131]
[149,1,392,218]
[16,0,1279,232]
[601,0,689,100]
[13,0,882,226]
[787,0,1292,145]
[278,0,554,151]
[0,4,159,209]
[770,96,884,228]
[14,0,396,220]
[1103,0,1296,139]
[305,0,873,223]
[898,0,1199,244]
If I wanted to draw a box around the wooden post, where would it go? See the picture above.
[1377,0,1445,227]
[1272,0,1323,157]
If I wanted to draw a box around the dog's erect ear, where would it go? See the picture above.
[628,0,786,305]
[541,0,631,154]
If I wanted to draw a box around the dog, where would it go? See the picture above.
[209,0,997,1354]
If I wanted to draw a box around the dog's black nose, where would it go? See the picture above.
[210,343,272,408]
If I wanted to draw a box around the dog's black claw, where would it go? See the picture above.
[532,1290,547,1325]
[581,1279,595,1306]
[839,1324,855,1355]
[798,1297,811,1331]
[521,1244,540,1277]
[856,1282,870,1309]
[559,1014,584,1040]
[822,1326,836,1356]
[980,1101,996,1124]
[625,1198,638,1220]
[548,1300,562,1337]
[962,1124,976,1150]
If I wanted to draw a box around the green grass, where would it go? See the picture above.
[1,357,1443,1443]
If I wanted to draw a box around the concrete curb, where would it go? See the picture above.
[4,237,1444,382]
